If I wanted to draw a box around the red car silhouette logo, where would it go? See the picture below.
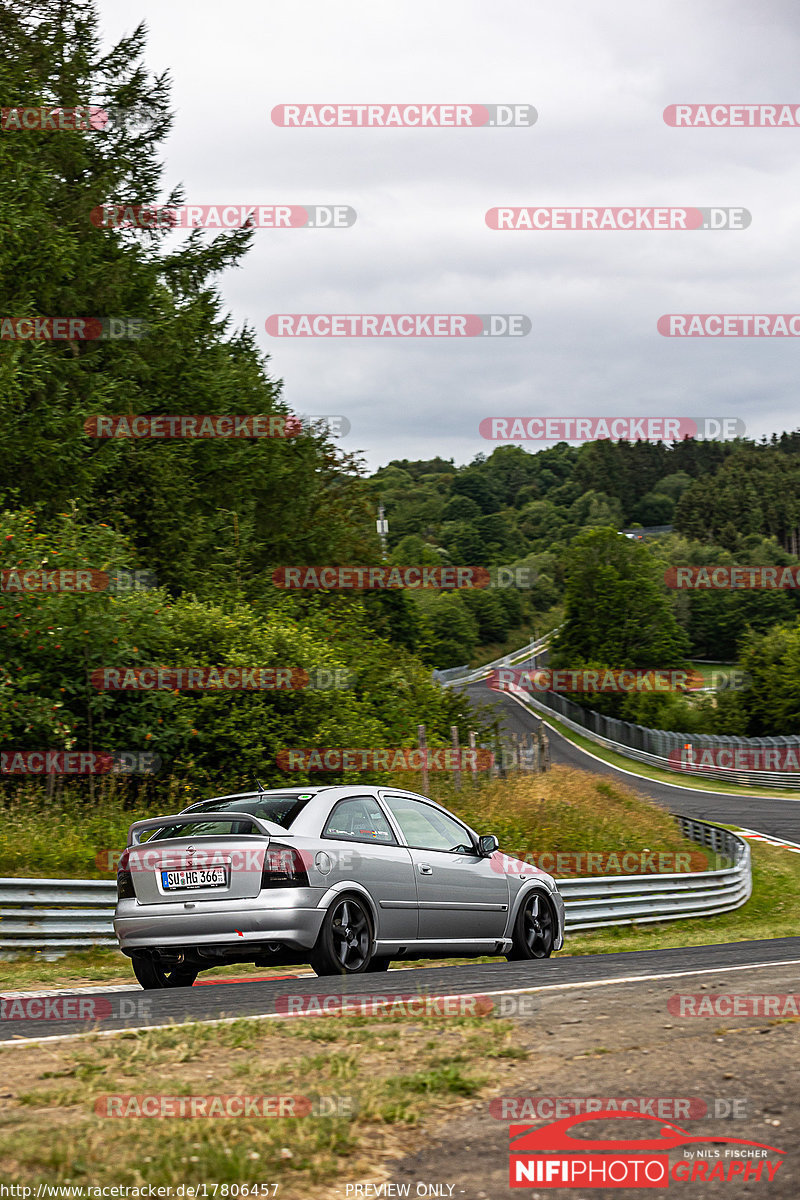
[510,1110,784,1155]
[509,1112,784,1189]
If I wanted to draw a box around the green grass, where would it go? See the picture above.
[0,1010,510,1188]
[0,762,710,878]
[0,790,163,878]
[688,660,738,687]
[0,950,314,991]
[439,768,702,863]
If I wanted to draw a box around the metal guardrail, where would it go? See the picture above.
[0,878,118,952]
[560,818,751,931]
[508,686,800,789]
[431,663,471,684]
[439,631,556,690]
[0,817,750,952]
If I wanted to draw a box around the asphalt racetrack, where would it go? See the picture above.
[464,680,800,841]
[4,938,800,1042]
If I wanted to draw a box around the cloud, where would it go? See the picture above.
[99,0,800,467]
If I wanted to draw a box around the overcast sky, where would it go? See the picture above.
[98,0,800,472]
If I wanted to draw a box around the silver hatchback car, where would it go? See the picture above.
[115,785,565,988]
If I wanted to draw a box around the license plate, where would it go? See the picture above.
[161,868,227,890]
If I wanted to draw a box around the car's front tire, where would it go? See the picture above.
[506,891,556,960]
[310,895,374,976]
[131,952,199,989]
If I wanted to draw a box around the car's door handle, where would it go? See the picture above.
[417,863,433,875]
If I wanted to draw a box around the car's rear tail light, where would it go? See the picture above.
[261,843,309,888]
[117,869,135,899]
[117,848,135,899]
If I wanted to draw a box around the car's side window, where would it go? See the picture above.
[322,797,398,845]
[382,795,475,854]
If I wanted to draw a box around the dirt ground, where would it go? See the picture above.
[0,962,796,1198]
[316,961,799,1200]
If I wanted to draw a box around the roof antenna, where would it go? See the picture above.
[255,778,266,794]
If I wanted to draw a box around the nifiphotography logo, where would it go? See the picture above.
[508,1111,784,1188]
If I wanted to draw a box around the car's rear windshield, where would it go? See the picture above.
[144,795,314,842]
[184,794,314,829]
[144,818,261,841]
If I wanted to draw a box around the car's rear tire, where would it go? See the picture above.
[310,895,374,976]
[506,891,556,960]
[131,952,199,989]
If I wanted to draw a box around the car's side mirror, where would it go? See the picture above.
[478,834,499,857]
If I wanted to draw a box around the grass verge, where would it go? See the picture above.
[0,1009,519,1192]
[439,767,702,861]
[1,764,710,878]
[562,838,800,955]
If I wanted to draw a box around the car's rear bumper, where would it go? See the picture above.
[114,892,325,951]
